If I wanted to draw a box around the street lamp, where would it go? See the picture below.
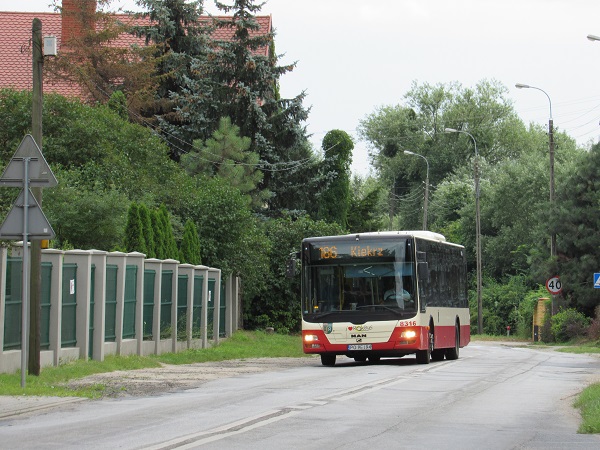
[515,83,556,262]
[587,34,600,41]
[444,128,483,335]
[403,150,429,230]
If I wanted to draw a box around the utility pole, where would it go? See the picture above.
[549,118,556,257]
[549,117,556,314]
[29,18,43,376]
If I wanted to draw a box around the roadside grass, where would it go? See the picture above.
[0,331,303,398]
[0,354,161,398]
[554,340,600,433]
[152,330,305,364]
[555,341,600,354]
[470,334,529,342]
[574,383,600,433]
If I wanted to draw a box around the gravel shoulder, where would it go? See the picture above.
[67,356,320,398]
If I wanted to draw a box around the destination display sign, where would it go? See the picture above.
[305,240,406,262]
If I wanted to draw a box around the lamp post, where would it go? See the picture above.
[515,83,556,263]
[403,150,429,230]
[444,128,482,335]
[587,34,600,41]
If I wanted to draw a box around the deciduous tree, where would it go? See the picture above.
[317,130,353,228]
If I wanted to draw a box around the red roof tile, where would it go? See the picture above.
[0,10,272,99]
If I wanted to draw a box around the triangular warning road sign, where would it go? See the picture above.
[0,188,55,240]
[0,134,58,187]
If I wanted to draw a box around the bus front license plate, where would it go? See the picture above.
[348,344,372,351]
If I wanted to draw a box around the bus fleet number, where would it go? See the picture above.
[399,321,417,327]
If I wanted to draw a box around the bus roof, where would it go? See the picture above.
[303,231,449,243]
[353,231,447,242]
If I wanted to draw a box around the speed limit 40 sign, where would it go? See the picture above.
[546,276,562,295]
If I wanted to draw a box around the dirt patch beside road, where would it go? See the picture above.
[67,357,319,398]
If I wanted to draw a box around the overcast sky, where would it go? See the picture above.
[3,0,600,175]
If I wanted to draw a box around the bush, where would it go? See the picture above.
[587,306,600,341]
[550,308,591,343]
[517,286,547,340]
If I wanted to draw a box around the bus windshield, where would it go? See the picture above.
[302,237,417,321]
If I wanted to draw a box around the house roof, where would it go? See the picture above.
[0,10,272,99]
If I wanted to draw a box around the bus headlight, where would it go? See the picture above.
[304,334,319,342]
[400,330,417,339]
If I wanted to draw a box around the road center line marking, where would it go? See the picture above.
[144,361,459,449]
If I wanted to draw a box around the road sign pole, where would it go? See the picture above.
[20,158,30,388]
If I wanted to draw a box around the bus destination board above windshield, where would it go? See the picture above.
[308,241,401,261]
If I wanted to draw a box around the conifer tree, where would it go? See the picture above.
[160,204,179,260]
[182,117,269,207]
[138,203,156,258]
[172,0,311,207]
[179,219,201,265]
[133,0,211,157]
[151,208,166,259]
[124,202,147,254]
[45,0,158,120]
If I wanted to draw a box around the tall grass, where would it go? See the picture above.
[574,383,600,433]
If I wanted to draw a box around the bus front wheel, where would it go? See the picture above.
[321,354,336,366]
[416,329,433,364]
[446,324,460,360]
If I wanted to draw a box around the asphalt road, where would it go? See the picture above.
[1,342,599,449]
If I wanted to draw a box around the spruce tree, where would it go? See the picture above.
[133,0,211,158]
[173,0,311,208]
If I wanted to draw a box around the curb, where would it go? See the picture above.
[0,396,87,419]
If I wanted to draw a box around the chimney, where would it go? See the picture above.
[61,0,97,44]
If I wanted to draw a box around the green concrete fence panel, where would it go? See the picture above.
[3,257,22,350]
[105,264,118,342]
[61,263,77,347]
[160,270,173,338]
[143,269,155,340]
[177,274,188,341]
[123,265,137,340]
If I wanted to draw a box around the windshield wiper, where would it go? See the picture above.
[313,311,337,320]
[357,304,402,314]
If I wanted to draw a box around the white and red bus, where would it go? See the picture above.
[301,231,470,366]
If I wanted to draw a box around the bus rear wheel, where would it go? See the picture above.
[321,354,336,366]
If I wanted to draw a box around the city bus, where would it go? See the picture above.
[301,231,470,366]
